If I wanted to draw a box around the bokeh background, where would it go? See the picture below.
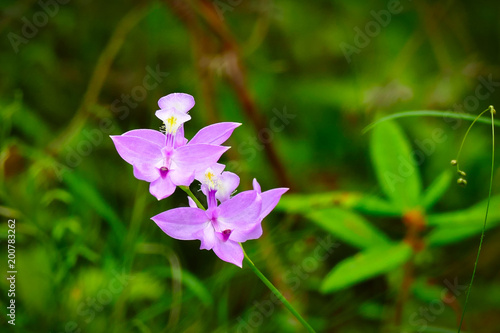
[1,0,500,332]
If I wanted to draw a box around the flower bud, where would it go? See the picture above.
[457,178,467,187]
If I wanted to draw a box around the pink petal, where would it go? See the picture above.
[175,126,188,148]
[110,135,162,166]
[187,197,197,208]
[169,168,194,186]
[155,108,191,131]
[158,93,195,113]
[133,163,158,182]
[231,223,263,243]
[149,175,176,200]
[189,122,241,145]
[199,223,217,250]
[218,190,261,229]
[210,163,226,175]
[151,207,208,240]
[252,178,261,193]
[195,163,225,182]
[260,188,289,220]
[173,144,230,173]
[123,129,165,147]
[212,239,243,267]
[216,171,240,202]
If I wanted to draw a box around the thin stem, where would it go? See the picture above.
[179,185,316,332]
[242,247,317,333]
[362,110,500,134]
[457,106,495,333]
[179,185,205,210]
[455,108,491,173]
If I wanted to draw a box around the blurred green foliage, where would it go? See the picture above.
[1,0,500,332]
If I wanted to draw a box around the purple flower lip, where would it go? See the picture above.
[218,229,232,242]
[159,167,169,179]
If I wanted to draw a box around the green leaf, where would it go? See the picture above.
[370,120,422,210]
[426,195,500,246]
[358,301,384,320]
[427,195,500,227]
[428,225,489,246]
[2,95,53,146]
[320,242,412,293]
[277,191,402,216]
[411,278,443,303]
[421,169,453,210]
[307,208,391,249]
[63,171,126,237]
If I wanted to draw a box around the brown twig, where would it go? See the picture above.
[171,0,293,189]
[394,209,426,326]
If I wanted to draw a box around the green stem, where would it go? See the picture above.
[179,185,316,332]
[242,247,316,333]
[179,185,206,210]
[362,110,500,134]
[457,106,496,333]
[455,108,491,173]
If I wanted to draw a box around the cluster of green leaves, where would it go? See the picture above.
[277,119,500,294]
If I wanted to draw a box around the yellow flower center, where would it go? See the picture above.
[164,116,178,133]
[205,170,218,190]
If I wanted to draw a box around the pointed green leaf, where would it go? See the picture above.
[320,242,412,293]
[422,170,453,210]
[307,208,391,249]
[427,226,484,246]
[277,191,402,216]
[426,195,500,245]
[427,195,500,227]
[370,120,422,209]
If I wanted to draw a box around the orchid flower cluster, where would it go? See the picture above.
[110,93,288,267]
